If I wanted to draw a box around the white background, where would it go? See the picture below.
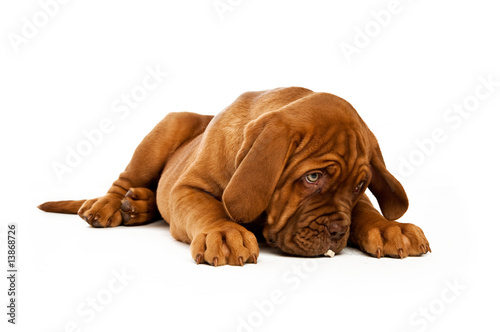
[1,1,499,331]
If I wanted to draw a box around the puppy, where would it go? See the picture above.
[39,87,430,266]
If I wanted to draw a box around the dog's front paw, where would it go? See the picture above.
[78,194,122,227]
[357,221,431,259]
[190,223,259,266]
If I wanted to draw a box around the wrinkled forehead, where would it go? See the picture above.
[284,126,371,181]
[276,92,372,177]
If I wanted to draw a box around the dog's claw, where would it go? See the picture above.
[195,254,202,265]
[376,248,382,259]
[213,257,219,267]
[398,248,404,259]
[238,256,244,266]
[92,220,102,228]
[252,254,258,264]
[121,200,132,212]
[428,245,432,253]
[124,190,138,200]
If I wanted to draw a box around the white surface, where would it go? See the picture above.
[1,1,499,331]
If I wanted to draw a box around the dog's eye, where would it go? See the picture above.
[354,181,365,194]
[305,172,322,184]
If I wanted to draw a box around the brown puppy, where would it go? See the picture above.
[39,87,430,266]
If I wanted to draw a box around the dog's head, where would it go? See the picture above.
[222,90,408,256]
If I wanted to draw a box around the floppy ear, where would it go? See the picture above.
[368,144,409,220]
[222,113,296,223]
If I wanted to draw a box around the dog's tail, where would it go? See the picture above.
[38,200,86,214]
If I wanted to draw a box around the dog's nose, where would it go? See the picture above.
[328,223,347,240]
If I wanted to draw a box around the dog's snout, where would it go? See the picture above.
[328,222,347,240]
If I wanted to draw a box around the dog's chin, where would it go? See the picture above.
[267,230,349,257]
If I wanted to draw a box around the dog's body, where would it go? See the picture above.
[39,87,430,266]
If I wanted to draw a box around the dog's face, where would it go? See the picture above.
[263,128,372,256]
[222,93,408,257]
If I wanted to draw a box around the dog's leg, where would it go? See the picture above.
[349,194,431,258]
[168,180,260,267]
[78,112,213,227]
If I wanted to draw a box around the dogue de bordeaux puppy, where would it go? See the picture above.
[39,87,430,266]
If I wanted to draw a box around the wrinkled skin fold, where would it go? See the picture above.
[39,87,430,266]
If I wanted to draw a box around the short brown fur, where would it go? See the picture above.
[39,87,430,265]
